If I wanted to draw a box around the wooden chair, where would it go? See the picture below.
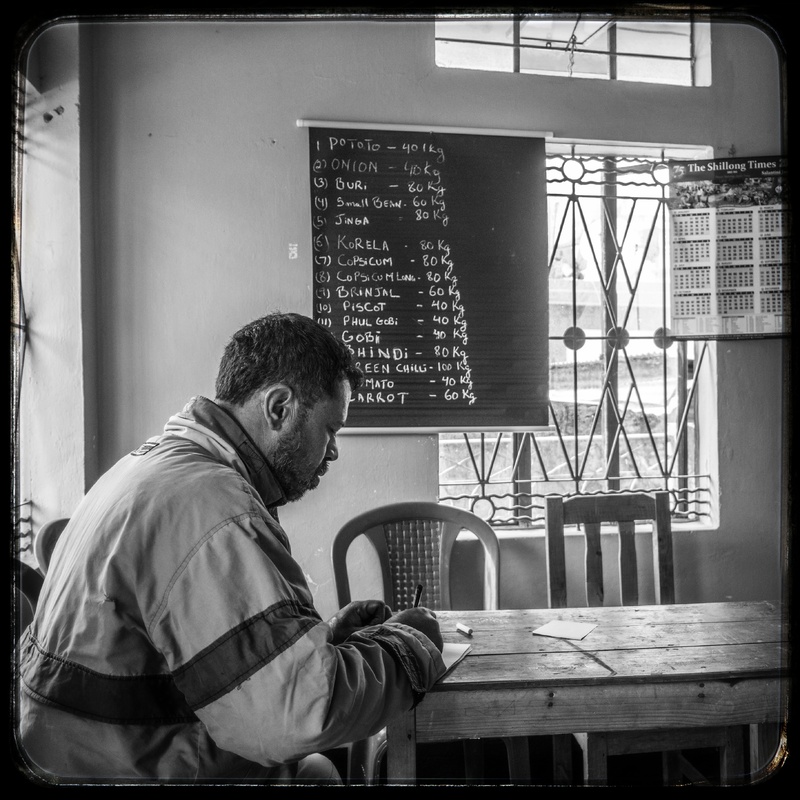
[33,517,70,575]
[332,501,530,784]
[544,491,746,786]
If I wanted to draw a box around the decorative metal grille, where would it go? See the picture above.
[439,145,712,527]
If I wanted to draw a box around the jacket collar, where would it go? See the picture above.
[175,396,287,515]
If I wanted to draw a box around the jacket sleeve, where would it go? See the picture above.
[148,513,445,767]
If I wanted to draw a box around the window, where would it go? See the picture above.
[438,141,714,527]
[435,13,711,87]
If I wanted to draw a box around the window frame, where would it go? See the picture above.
[438,138,717,529]
[434,13,712,88]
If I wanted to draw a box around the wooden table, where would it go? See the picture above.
[387,602,788,785]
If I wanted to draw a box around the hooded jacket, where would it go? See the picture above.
[18,396,444,782]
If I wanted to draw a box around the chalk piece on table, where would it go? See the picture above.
[456,623,473,636]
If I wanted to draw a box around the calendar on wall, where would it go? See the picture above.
[667,156,789,337]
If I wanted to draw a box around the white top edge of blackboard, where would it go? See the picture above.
[297,119,554,138]
[340,426,556,435]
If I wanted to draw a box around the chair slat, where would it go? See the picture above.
[618,520,638,606]
[560,493,658,525]
[584,522,604,607]
[653,491,675,605]
[544,496,568,608]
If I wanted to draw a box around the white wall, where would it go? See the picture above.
[19,16,788,618]
[20,24,86,535]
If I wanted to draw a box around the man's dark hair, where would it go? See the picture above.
[215,312,363,406]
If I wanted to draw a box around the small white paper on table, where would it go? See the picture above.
[532,620,597,640]
[437,642,472,681]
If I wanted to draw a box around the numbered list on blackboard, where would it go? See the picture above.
[310,131,476,416]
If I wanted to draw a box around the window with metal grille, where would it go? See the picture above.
[435,13,711,87]
[438,141,714,527]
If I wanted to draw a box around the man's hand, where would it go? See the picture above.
[387,607,444,652]
[328,599,392,644]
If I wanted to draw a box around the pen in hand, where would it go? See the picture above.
[413,583,423,608]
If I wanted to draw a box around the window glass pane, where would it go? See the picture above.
[519,19,609,78]
[520,48,608,79]
[617,56,692,86]
[615,196,667,337]
[616,21,693,85]
[520,19,609,50]
[435,19,515,72]
[617,21,692,58]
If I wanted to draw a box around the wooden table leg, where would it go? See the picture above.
[720,725,745,785]
[580,731,609,785]
[749,721,782,782]
[386,709,417,785]
[552,733,575,784]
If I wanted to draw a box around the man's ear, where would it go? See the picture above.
[261,384,296,431]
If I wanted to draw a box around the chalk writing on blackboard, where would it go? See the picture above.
[307,125,550,431]
[311,132,476,411]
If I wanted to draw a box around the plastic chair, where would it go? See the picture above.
[332,501,530,784]
[33,517,70,575]
[544,491,746,786]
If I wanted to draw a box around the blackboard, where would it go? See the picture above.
[307,124,549,431]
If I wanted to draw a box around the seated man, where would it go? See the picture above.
[17,312,444,784]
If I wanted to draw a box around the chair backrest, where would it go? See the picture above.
[544,491,674,608]
[332,501,500,611]
[14,557,44,638]
[33,517,70,575]
[17,587,35,636]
